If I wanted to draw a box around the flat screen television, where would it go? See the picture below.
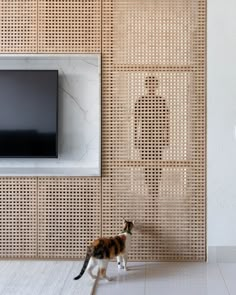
[0,70,58,158]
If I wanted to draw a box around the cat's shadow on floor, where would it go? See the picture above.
[103,263,177,283]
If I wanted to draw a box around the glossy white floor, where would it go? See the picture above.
[0,261,95,295]
[0,261,235,295]
[94,262,235,295]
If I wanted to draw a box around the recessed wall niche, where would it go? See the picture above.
[0,55,100,176]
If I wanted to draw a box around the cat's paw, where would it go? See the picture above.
[88,273,97,280]
[104,276,113,282]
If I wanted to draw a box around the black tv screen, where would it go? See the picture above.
[0,70,58,157]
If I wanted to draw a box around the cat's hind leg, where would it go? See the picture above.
[98,259,112,281]
[116,255,124,269]
[86,257,97,279]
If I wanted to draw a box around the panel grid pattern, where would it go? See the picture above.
[102,0,206,261]
[0,178,37,258]
[0,0,37,53]
[0,0,206,261]
[38,0,101,53]
[38,177,101,259]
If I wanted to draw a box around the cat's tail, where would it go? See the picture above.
[74,247,93,280]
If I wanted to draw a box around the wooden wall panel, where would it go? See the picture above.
[102,0,206,261]
[38,0,101,53]
[37,177,101,259]
[0,0,37,53]
[0,0,206,261]
[0,178,37,258]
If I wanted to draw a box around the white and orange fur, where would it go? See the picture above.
[74,219,134,281]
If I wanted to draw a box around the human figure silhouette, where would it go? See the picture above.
[134,76,170,196]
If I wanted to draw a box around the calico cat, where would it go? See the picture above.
[74,219,134,281]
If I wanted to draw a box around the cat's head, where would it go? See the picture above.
[122,218,135,234]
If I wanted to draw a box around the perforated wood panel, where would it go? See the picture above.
[0,0,206,261]
[38,177,101,259]
[0,0,37,53]
[0,178,37,258]
[38,0,101,53]
[102,0,206,261]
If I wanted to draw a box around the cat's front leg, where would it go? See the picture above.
[116,255,124,269]
[123,254,128,271]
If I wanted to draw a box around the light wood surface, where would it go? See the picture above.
[0,178,37,258]
[0,0,206,261]
[102,0,206,261]
[38,0,101,53]
[0,1,37,53]
[38,177,101,259]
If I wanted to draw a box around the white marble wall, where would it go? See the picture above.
[0,54,100,176]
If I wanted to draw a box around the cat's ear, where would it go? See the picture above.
[122,217,127,224]
[132,220,135,225]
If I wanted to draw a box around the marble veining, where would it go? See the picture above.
[0,54,101,176]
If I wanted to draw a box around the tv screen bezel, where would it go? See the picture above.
[0,69,59,158]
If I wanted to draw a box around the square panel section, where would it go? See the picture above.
[0,0,37,53]
[102,71,197,163]
[38,177,101,258]
[38,0,101,53]
[0,177,37,258]
[105,0,198,65]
